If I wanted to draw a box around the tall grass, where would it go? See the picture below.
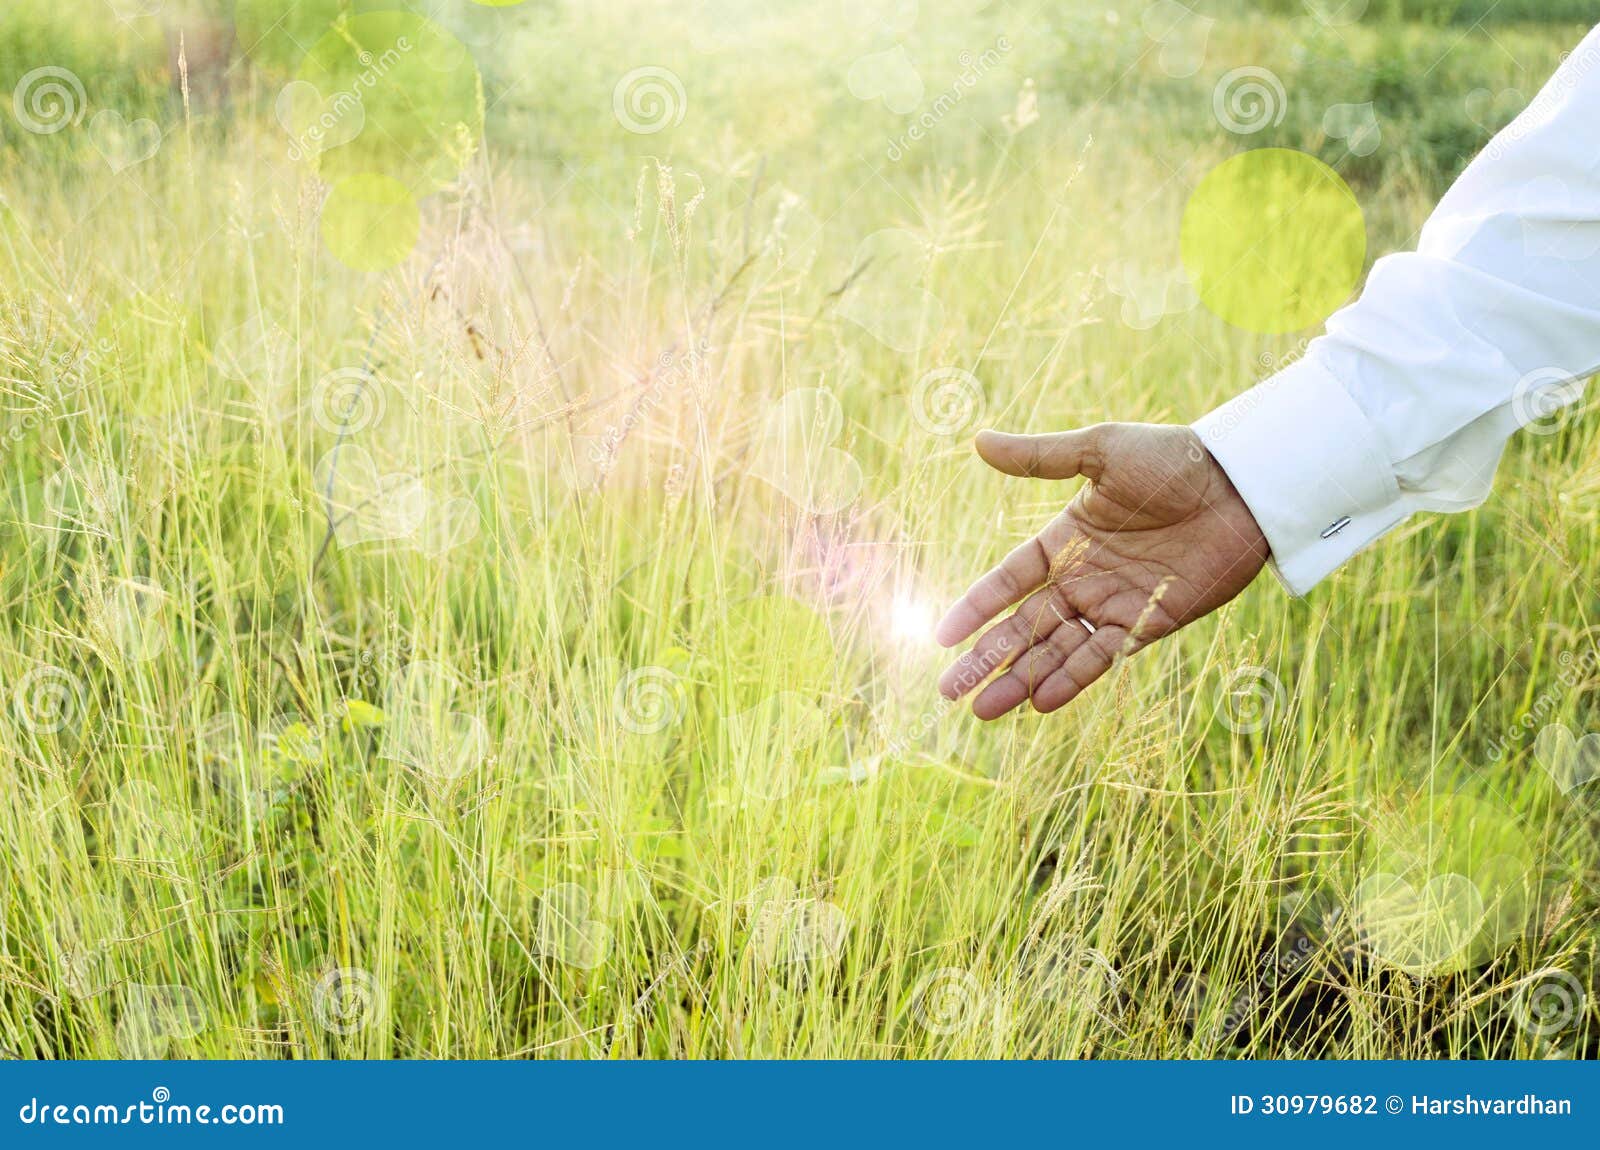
[0,0,1595,1059]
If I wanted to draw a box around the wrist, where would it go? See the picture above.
[1191,355,1408,596]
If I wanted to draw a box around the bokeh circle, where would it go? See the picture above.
[1180,148,1365,334]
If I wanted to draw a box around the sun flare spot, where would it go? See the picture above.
[889,594,936,646]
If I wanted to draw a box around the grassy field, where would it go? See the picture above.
[0,0,1596,1060]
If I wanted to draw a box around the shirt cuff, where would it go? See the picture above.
[1191,355,1408,597]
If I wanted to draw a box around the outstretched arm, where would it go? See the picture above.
[1197,24,1600,595]
[939,24,1600,718]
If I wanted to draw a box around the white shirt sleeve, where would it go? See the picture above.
[1192,24,1600,597]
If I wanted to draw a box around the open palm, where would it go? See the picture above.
[936,423,1269,718]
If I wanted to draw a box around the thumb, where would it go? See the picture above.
[974,426,1107,481]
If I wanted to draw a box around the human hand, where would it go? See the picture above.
[936,423,1269,718]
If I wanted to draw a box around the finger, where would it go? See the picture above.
[937,585,1064,699]
[1030,625,1135,713]
[974,427,1106,481]
[968,666,1035,720]
[935,535,1051,648]
[971,614,1095,720]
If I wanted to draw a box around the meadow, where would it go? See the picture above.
[0,0,1596,1059]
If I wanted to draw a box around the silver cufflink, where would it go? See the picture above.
[1320,517,1352,539]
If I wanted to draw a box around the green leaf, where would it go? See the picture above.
[341,699,386,731]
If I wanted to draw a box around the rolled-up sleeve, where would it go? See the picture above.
[1194,24,1600,597]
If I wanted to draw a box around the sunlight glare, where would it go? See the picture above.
[889,594,936,646]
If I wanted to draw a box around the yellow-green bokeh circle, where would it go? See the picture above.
[1180,148,1365,334]
[292,11,484,193]
[321,174,421,271]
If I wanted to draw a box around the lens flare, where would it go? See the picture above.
[889,594,935,645]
